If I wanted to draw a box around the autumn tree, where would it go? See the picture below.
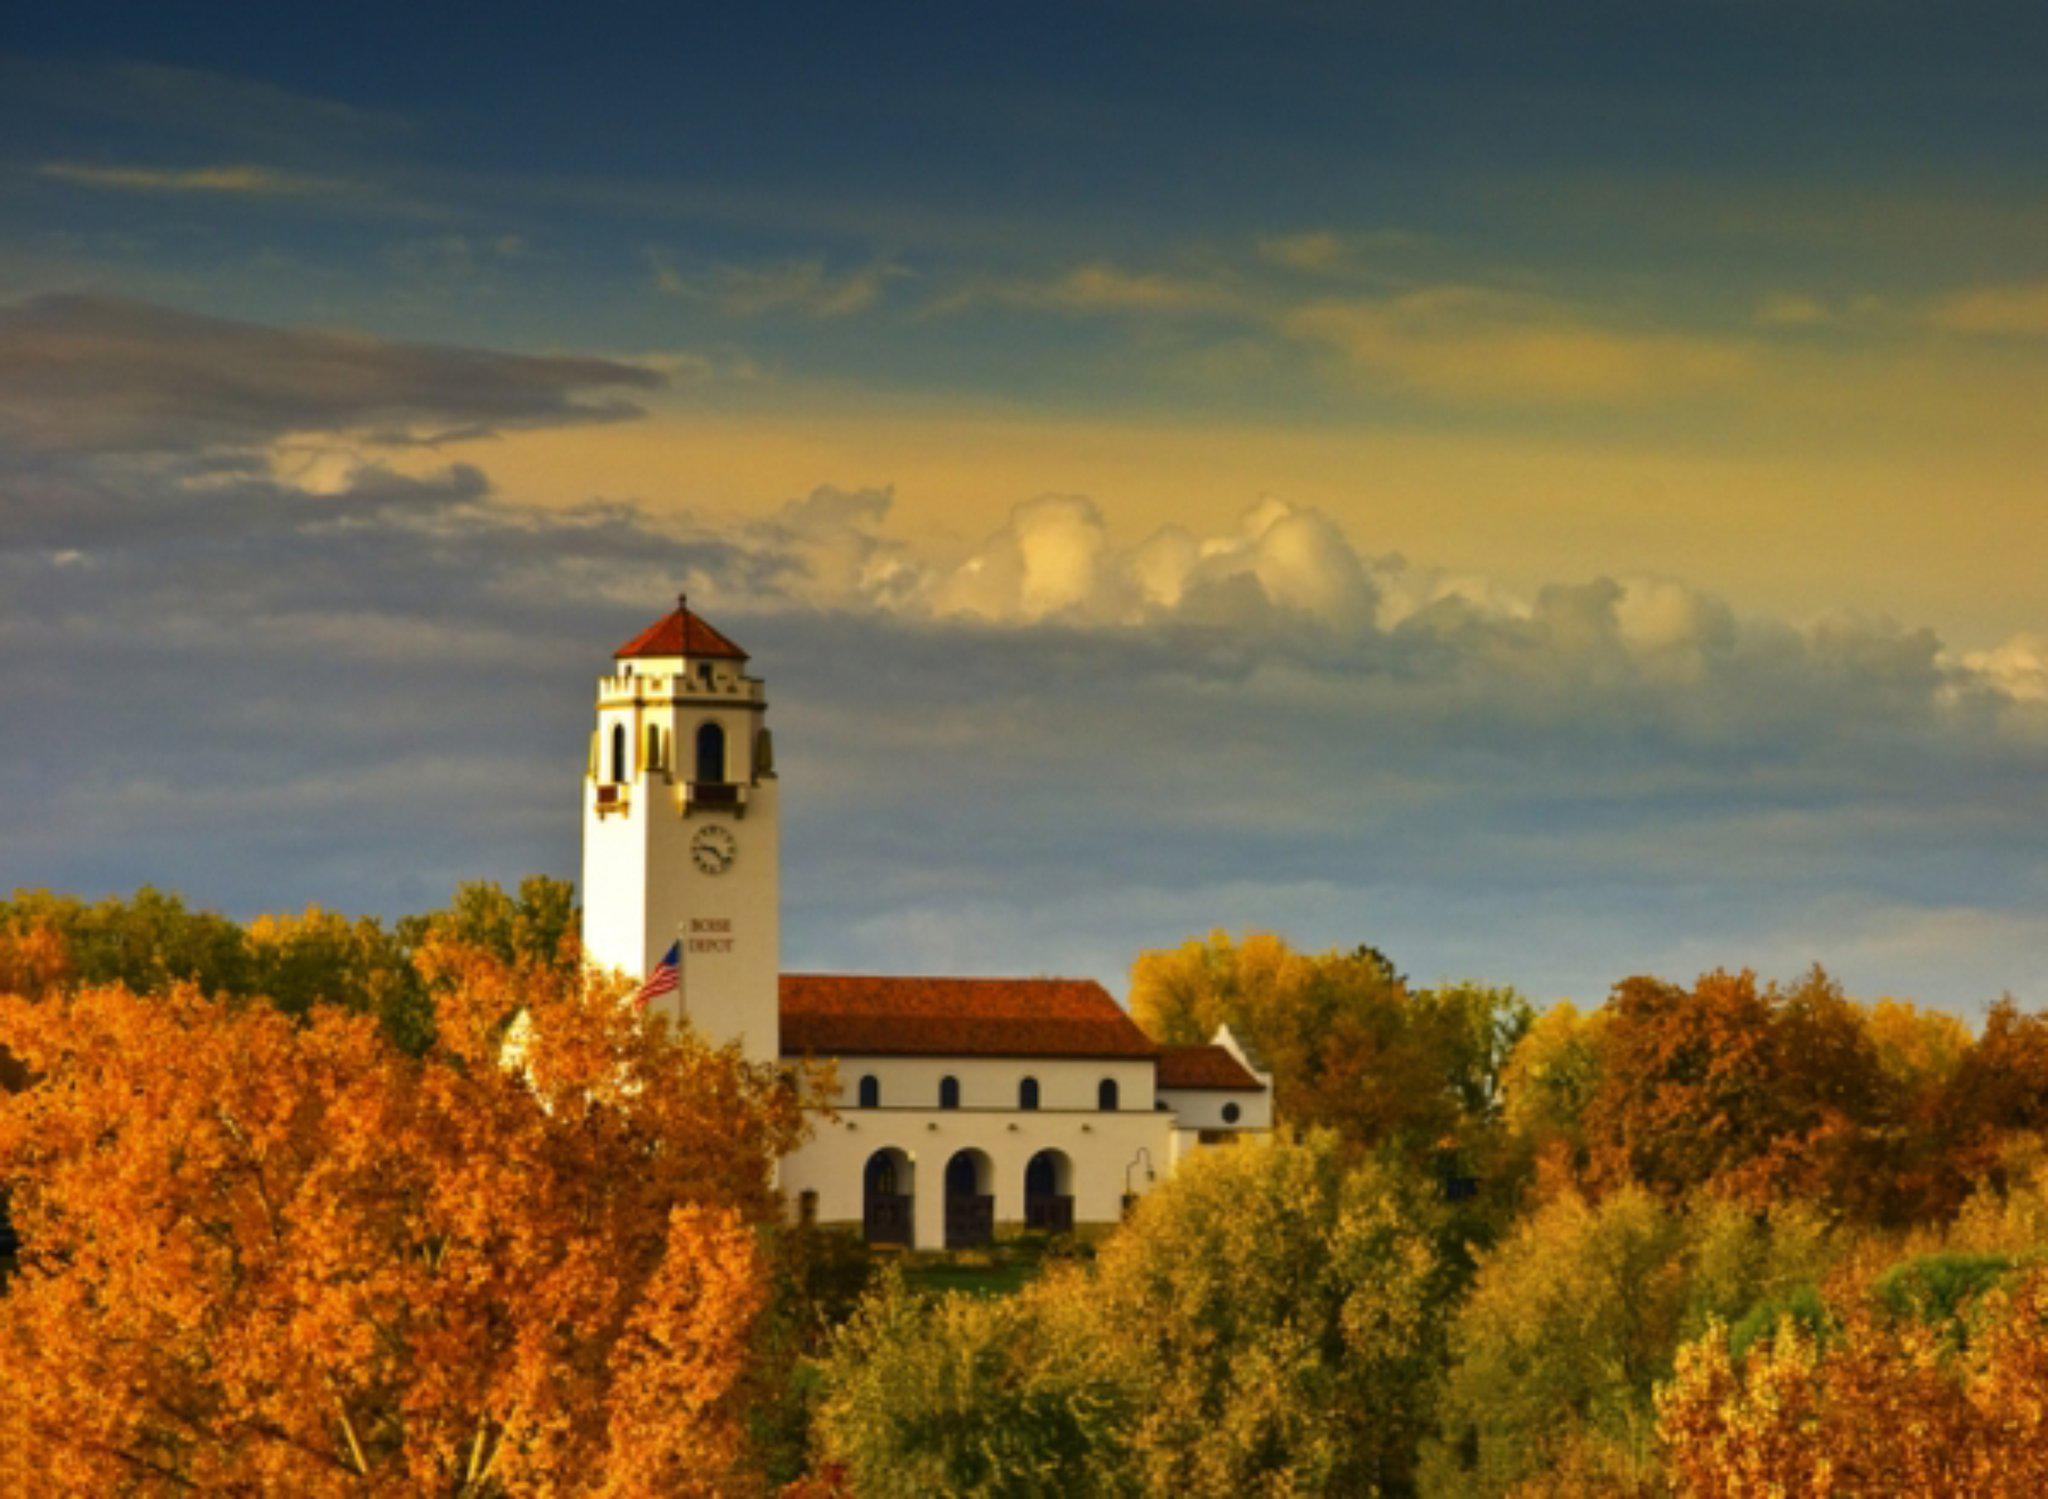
[404,876,580,974]
[1577,967,1902,1214]
[1424,1187,1837,1497]
[0,919,72,1003]
[1,886,248,996]
[243,903,433,1049]
[1862,999,1972,1093]
[811,1134,1445,1496]
[1,878,579,1054]
[1130,931,1529,1175]
[0,939,804,1496]
[1935,1000,2048,1186]
[1658,1272,2048,1497]
[810,1267,1136,1498]
[1497,1000,1606,1195]
[1096,1133,1445,1496]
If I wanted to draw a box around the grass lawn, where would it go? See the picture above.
[897,1232,1088,1299]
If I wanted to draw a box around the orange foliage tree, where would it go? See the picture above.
[0,919,71,1004]
[1579,968,1902,1215]
[1937,1001,2048,1185]
[0,940,806,1496]
[1657,1272,2048,1497]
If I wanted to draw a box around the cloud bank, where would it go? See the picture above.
[1,294,2040,1012]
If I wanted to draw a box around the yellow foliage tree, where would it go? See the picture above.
[0,941,805,1496]
[1092,1132,1443,1496]
[0,920,71,1003]
[1658,1273,2048,1497]
[1862,998,1972,1092]
[1128,930,1319,1052]
[1130,931,1527,1177]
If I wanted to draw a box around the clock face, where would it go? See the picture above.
[690,823,737,875]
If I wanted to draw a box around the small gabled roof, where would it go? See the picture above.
[1156,1043,1266,1092]
[615,600,749,661]
[779,974,1160,1061]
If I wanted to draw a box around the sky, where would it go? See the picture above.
[1,2,2044,1013]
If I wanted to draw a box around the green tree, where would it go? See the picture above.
[1498,999,1605,1187]
[811,1267,1134,1499]
[811,1135,1447,1497]
[1096,1133,1445,1496]
[1425,1187,1840,1498]
[1,886,248,996]
[406,875,578,973]
[1425,1187,1686,1496]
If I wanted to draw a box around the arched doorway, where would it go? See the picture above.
[943,1148,994,1248]
[862,1148,913,1247]
[1024,1149,1075,1234]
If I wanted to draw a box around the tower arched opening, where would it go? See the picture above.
[695,721,727,783]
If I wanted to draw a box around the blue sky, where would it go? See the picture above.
[1,3,2044,1011]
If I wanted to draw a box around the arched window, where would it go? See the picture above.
[1019,1076,1040,1111]
[858,1075,880,1109]
[646,723,662,769]
[797,1189,818,1226]
[1222,1101,1242,1124]
[939,1076,960,1110]
[695,721,727,783]
[1098,1078,1120,1112]
[610,723,627,782]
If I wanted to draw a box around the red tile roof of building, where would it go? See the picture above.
[779,974,1161,1060]
[1156,1043,1266,1091]
[615,601,749,661]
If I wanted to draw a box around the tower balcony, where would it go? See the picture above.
[681,780,748,815]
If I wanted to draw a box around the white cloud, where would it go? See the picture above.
[4,293,2043,1014]
[1960,634,2048,704]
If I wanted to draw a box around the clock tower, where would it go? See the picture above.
[580,597,780,1065]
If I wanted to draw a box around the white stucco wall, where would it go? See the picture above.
[814,1054,1158,1114]
[1155,1086,1271,1131]
[780,1103,1178,1248]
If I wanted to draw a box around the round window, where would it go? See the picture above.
[1222,1102,1241,1124]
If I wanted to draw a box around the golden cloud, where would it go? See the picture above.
[38,161,341,196]
[1281,289,1751,405]
[1928,281,2048,338]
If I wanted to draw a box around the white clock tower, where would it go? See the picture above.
[580,597,781,1065]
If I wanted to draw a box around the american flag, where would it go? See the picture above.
[635,941,681,1009]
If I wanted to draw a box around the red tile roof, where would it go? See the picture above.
[779,974,1161,1060]
[615,602,749,661]
[1156,1044,1265,1092]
